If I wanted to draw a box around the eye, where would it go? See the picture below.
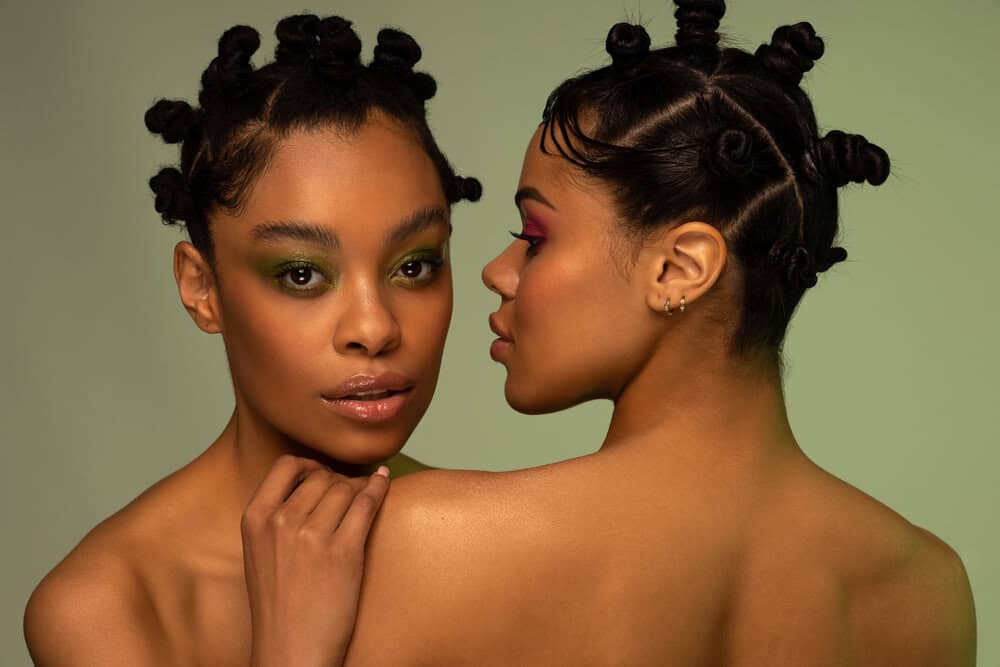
[510,231,544,255]
[394,257,442,283]
[278,265,327,290]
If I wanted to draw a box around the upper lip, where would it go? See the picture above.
[489,313,513,342]
[323,372,414,400]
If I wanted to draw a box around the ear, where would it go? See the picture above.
[173,241,223,334]
[638,222,727,314]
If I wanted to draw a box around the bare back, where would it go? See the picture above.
[348,447,975,666]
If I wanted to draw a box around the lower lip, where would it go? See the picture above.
[321,389,412,423]
[490,338,513,360]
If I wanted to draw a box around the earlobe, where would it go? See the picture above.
[641,222,727,314]
[173,242,223,334]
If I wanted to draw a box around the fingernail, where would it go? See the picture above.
[376,465,390,478]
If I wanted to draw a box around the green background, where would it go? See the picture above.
[2,1,996,664]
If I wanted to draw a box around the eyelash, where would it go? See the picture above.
[274,262,330,294]
[393,255,445,285]
[510,231,544,256]
[272,253,445,296]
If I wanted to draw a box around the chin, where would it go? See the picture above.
[311,427,414,465]
[504,378,580,415]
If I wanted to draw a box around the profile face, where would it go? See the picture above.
[482,126,659,413]
[207,115,453,463]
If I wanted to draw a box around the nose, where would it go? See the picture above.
[333,282,401,357]
[482,242,521,299]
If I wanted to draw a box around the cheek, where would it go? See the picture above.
[397,278,453,371]
[509,252,642,406]
[220,284,331,398]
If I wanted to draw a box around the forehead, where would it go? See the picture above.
[217,118,447,242]
[518,125,618,221]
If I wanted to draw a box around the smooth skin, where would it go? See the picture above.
[247,126,977,666]
[23,115,449,666]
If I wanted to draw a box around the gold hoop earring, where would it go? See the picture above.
[664,297,672,316]
[680,296,686,313]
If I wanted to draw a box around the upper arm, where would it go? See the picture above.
[24,558,163,666]
[911,528,977,667]
[873,527,977,667]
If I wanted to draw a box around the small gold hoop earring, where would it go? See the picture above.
[680,296,686,313]
[664,297,672,316]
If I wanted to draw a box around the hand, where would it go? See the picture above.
[241,455,390,667]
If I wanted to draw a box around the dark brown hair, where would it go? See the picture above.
[542,0,889,353]
[145,15,481,262]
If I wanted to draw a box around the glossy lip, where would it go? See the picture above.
[320,372,416,424]
[488,313,514,361]
[323,372,414,400]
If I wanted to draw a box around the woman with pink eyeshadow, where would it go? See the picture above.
[243,2,975,665]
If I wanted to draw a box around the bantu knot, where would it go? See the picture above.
[450,176,483,203]
[373,28,437,102]
[817,130,890,187]
[707,127,754,179]
[274,14,320,66]
[755,22,824,86]
[144,99,198,144]
[199,25,260,106]
[816,246,848,273]
[674,0,726,49]
[149,167,195,224]
[314,16,363,76]
[606,23,651,72]
[374,28,422,70]
[768,240,818,289]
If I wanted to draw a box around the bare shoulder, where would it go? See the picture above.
[24,514,165,665]
[872,524,977,667]
[772,462,976,666]
[348,465,583,665]
[23,467,204,666]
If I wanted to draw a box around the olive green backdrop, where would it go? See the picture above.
[2,1,996,664]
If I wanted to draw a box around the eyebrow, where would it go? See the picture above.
[514,186,557,211]
[250,206,449,249]
[385,206,449,245]
[251,221,338,248]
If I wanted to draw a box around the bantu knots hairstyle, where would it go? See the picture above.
[541,0,890,354]
[145,15,482,262]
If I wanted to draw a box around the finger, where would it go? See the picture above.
[282,468,341,517]
[248,455,327,509]
[305,479,360,532]
[334,468,391,546]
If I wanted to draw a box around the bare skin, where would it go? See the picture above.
[23,117,448,666]
[248,126,976,666]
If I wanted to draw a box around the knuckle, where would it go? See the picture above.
[310,468,334,484]
[296,524,322,544]
[275,453,300,471]
[241,506,266,531]
[269,509,290,529]
[353,493,378,514]
[329,480,355,499]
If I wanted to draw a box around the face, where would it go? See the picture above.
[205,117,452,464]
[482,127,663,414]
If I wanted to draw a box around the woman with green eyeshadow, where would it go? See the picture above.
[24,14,480,666]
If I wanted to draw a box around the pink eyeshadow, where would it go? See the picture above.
[523,217,547,237]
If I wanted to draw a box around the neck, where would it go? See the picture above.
[603,338,800,470]
[205,399,379,521]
